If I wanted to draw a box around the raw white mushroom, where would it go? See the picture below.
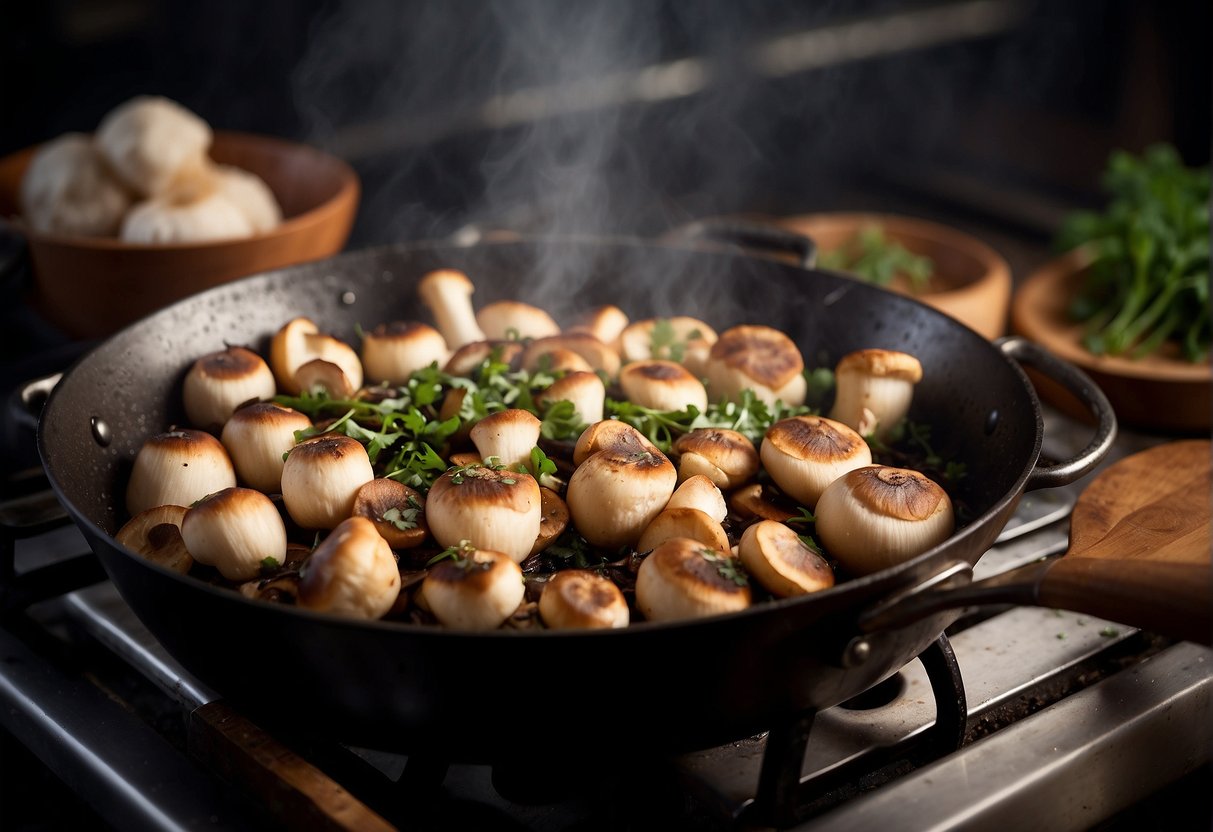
[20,133,131,236]
[120,190,253,244]
[95,95,212,197]
[210,163,281,232]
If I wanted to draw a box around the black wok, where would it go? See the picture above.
[38,232,1115,761]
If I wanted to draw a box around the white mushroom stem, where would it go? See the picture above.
[126,429,237,516]
[280,435,375,530]
[738,520,835,598]
[760,416,873,508]
[298,516,402,620]
[115,504,193,574]
[469,409,542,470]
[829,349,924,440]
[182,346,277,430]
[637,507,730,554]
[361,321,451,386]
[417,269,486,349]
[220,402,311,493]
[565,444,677,548]
[181,487,287,581]
[672,428,760,490]
[537,371,605,426]
[476,300,561,341]
[620,316,718,377]
[705,325,806,407]
[634,537,751,623]
[815,465,954,576]
[538,570,629,630]
[425,466,542,563]
[619,360,708,413]
[420,544,525,631]
[666,474,728,523]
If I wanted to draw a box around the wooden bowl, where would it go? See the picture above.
[0,131,360,339]
[765,213,1012,340]
[1012,249,1211,434]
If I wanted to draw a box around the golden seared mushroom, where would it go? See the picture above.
[269,317,364,395]
[620,317,718,377]
[566,444,677,549]
[666,474,728,523]
[181,487,287,581]
[815,466,954,576]
[115,504,193,574]
[727,482,798,524]
[469,409,542,470]
[521,333,621,379]
[738,520,834,597]
[760,416,872,509]
[443,340,523,377]
[572,419,660,465]
[829,349,924,440]
[280,435,375,530]
[361,321,450,386]
[567,305,629,350]
[426,465,542,563]
[538,570,629,630]
[522,346,594,375]
[671,428,760,490]
[182,346,277,430]
[420,543,526,630]
[536,371,606,426]
[298,516,402,620]
[220,402,311,493]
[126,429,237,516]
[705,325,806,407]
[476,300,561,341]
[637,507,731,553]
[352,478,428,549]
[635,537,751,622]
[530,487,570,555]
[417,269,486,350]
[619,360,708,413]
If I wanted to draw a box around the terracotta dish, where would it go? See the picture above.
[0,131,359,339]
[1011,249,1211,434]
[769,213,1013,341]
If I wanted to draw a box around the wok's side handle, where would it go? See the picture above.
[998,336,1117,489]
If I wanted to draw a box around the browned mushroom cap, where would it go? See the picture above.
[443,340,524,377]
[738,520,834,598]
[566,305,629,348]
[522,346,594,375]
[126,429,237,516]
[530,486,571,556]
[727,482,799,524]
[536,371,606,426]
[361,321,450,386]
[636,507,731,554]
[298,516,402,620]
[666,474,728,523]
[221,402,312,493]
[352,478,428,549]
[618,360,708,413]
[671,428,760,489]
[705,324,806,406]
[634,537,751,622]
[181,487,287,582]
[521,333,621,379]
[619,316,718,376]
[475,300,561,341]
[566,444,677,548]
[759,415,872,508]
[280,434,375,530]
[538,570,629,630]
[572,419,660,465]
[182,345,277,430]
[115,504,193,574]
[426,466,542,562]
[420,545,525,630]
[417,268,486,349]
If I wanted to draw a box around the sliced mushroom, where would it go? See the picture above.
[760,416,872,509]
[126,429,237,516]
[420,544,526,631]
[280,435,375,530]
[182,346,277,431]
[634,537,751,623]
[181,487,287,581]
[815,465,954,576]
[114,504,193,574]
[417,269,486,349]
[565,444,677,548]
[536,371,606,426]
[619,316,718,377]
[352,478,428,549]
[361,321,450,386]
[298,515,402,620]
[530,487,570,555]
[469,409,542,470]
[636,507,731,554]
[705,325,806,407]
[619,360,708,413]
[538,570,629,629]
[665,474,727,523]
[737,520,834,597]
[476,300,561,341]
[220,402,312,493]
[829,349,924,440]
[671,428,760,490]
[426,466,542,563]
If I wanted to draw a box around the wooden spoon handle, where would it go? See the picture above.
[1039,557,1212,645]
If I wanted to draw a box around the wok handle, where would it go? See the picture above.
[670,218,818,269]
[997,336,1117,490]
